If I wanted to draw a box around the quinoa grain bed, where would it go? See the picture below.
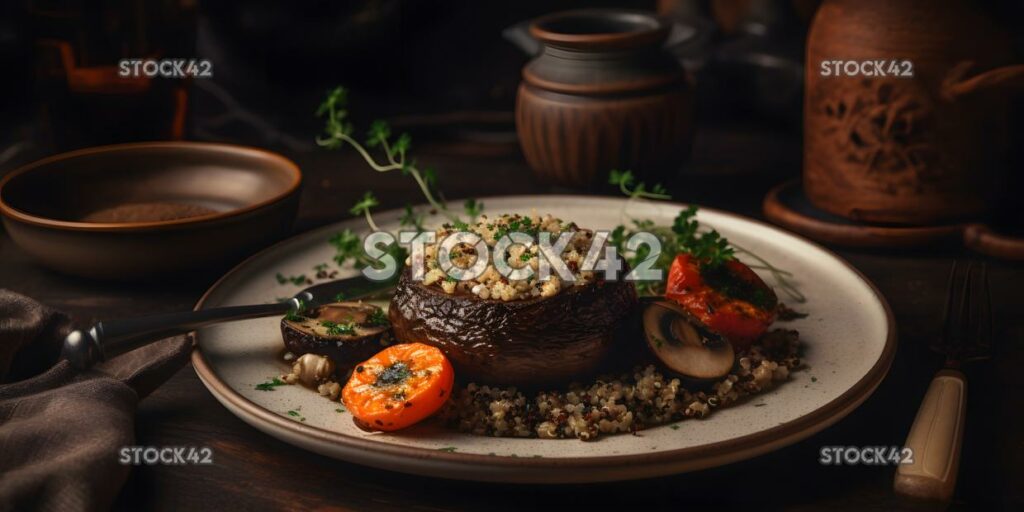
[438,329,803,441]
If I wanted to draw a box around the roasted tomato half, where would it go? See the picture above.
[665,254,777,349]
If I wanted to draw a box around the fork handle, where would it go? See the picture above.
[894,369,967,501]
[61,296,307,370]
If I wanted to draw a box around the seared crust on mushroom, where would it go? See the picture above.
[388,268,638,387]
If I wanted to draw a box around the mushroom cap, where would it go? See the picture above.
[643,300,735,380]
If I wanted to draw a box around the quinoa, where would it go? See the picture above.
[409,213,597,301]
[438,329,803,441]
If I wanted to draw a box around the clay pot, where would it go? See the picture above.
[804,0,1024,225]
[516,9,694,189]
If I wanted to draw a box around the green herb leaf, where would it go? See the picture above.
[390,132,411,158]
[463,198,483,219]
[609,169,635,188]
[350,191,380,216]
[329,229,367,268]
[366,308,389,326]
[321,320,356,336]
[670,207,734,268]
[366,120,391,148]
[256,378,286,391]
[422,167,438,188]
[399,205,425,232]
[275,273,308,286]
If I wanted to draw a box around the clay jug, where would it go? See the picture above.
[804,0,1024,225]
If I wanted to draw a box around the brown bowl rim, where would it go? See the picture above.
[529,8,670,49]
[0,141,302,232]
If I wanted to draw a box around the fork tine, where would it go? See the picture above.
[939,260,959,351]
[977,262,992,351]
[957,261,974,349]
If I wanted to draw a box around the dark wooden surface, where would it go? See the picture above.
[2,122,1022,511]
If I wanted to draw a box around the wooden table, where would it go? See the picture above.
[2,123,1021,511]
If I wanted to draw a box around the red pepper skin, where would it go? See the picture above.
[664,254,777,349]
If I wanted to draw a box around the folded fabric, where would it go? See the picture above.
[0,290,192,512]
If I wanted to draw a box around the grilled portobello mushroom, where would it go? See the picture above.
[281,301,391,373]
[388,268,638,387]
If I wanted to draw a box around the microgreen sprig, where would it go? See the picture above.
[349,191,381,232]
[609,169,671,200]
[316,86,465,225]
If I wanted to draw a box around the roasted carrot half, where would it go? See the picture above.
[342,342,455,432]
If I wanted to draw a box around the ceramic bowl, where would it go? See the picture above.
[0,141,301,279]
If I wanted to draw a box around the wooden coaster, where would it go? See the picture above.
[762,180,966,249]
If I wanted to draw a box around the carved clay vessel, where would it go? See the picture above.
[516,9,693,189]
[804,0,1024,225]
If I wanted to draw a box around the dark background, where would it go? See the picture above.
[1,1,1023,511]
[2,0,1024,222]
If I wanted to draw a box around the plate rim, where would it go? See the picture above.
[190,194,897,481]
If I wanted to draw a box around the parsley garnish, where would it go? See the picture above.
[464,198,484,219]
[400,205,425,232]
[328,229,366,267]
[275,273,308,286]
[366,308,389,326]
[670,205,734,267]
[374,361,412,387]
[437,446,458,453]
[328,229,408,273]
[321,320,356,336]
[256,378,286,391]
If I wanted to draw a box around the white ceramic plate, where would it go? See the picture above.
[192,195,895,483]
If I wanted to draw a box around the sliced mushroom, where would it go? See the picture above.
[281,302,391,374]
[643,300,734,380]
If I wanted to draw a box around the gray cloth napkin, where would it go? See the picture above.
[0,289,192,512]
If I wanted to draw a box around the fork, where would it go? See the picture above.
[894,261,992,501]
